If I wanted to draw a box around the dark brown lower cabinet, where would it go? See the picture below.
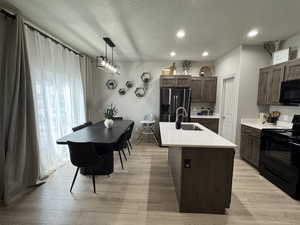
[168,146,235,214]
[240,125,261,168]
[190,118,219,133]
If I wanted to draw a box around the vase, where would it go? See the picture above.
[104,119,114,128]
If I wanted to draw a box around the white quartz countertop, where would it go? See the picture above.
[241,119,292,130]
[160,122,236,148]
[190,115,220,119]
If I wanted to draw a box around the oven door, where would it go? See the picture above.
[260,132,300,198]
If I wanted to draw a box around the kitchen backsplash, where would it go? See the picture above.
[270,105,300,122]
[191,103,215,115]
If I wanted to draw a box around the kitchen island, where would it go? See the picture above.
[160,122,236,214]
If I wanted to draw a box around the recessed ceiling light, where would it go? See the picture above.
[202,51,209,57]
[247,29,259,38]
[170,51,176,57]
[176,29,186,39]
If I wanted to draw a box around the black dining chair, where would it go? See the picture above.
[113,133,128,169]
[126,122,134,151]
[67,141,102,193]
[123,122,135,155]
[72,121,93,132]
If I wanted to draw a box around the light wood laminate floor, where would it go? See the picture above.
[0,143,300,225]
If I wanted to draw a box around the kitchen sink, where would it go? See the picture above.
[181,124,203,131]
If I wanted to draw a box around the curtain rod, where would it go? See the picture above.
[0,8,83,58]
[24,23,83,57]
[0,9,15,19]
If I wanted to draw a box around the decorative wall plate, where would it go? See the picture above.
[126,81,134,88]
[199,66,212,76]
[135,87,146,97]
[141,72,151,83]
[106,79,118,89]
[118,88,126,95]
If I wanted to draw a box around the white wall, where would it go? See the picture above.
[214,45,271,149]
[89,60,214,137]
[236,45,271,145]
[214,46,241,114]
[282,33,300,58]
[214,46,241,143]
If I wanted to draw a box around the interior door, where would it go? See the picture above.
[221,77,236,142]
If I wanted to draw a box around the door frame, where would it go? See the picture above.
[219,74,238,143]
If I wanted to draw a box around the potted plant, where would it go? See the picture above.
[104,104,118,128]
[182,60,192,75]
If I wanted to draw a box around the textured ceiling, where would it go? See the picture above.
[2,0,300,61]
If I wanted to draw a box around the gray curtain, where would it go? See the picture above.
[0,15,39,204]
[80,55,95,121]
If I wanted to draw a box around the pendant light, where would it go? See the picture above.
[96,37,119,74]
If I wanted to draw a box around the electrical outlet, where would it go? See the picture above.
[184,159,191,168]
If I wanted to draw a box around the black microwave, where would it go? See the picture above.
[280,79,300,105]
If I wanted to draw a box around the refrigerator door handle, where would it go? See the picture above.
[183,89,186,108]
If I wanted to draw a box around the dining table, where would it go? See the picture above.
[56,120,133,175]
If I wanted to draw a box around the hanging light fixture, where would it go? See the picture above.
[96,37,119,74]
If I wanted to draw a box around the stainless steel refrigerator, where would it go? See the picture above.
[160,87,191,122]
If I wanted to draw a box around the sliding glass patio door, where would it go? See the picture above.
[25,26,86,179]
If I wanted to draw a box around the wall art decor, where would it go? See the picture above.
[141,72,151,83]
[135,87,146,97]
[118,88,126,95]
[199,66,212,76]
[106,79,118,89]
[125,81,134,88]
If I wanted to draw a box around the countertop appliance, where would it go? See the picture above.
[160,87,191,122]
[260,115,300,199]
[280,79,300,105]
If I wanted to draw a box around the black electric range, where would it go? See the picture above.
[260,116,300,199]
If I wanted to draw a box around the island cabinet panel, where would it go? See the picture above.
[285,58,300,81]
[168,147,235,214]
[240,125,261,168]
[190,118,219,133]
[168,147,182,201]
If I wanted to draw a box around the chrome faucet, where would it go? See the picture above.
[176,106,187,122]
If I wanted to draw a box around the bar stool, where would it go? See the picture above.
[137,114,159,145]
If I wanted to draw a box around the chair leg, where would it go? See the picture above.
[118,151,124,169]
[122,149,127,161]
[70,167,79,192]
[92,169,96,193]
[151,128,159,145]
[128,140,133,149]
[126,142,131,155]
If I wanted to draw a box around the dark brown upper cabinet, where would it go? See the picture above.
[285,58,300,81]
[270,63,285,105]
[191,77,217,103]
[257,67,272,105]
[160,75,191,87]
[257,63,285,105]
[160,75,217,103]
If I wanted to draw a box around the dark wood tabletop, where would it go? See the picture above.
[56,120,133,145]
